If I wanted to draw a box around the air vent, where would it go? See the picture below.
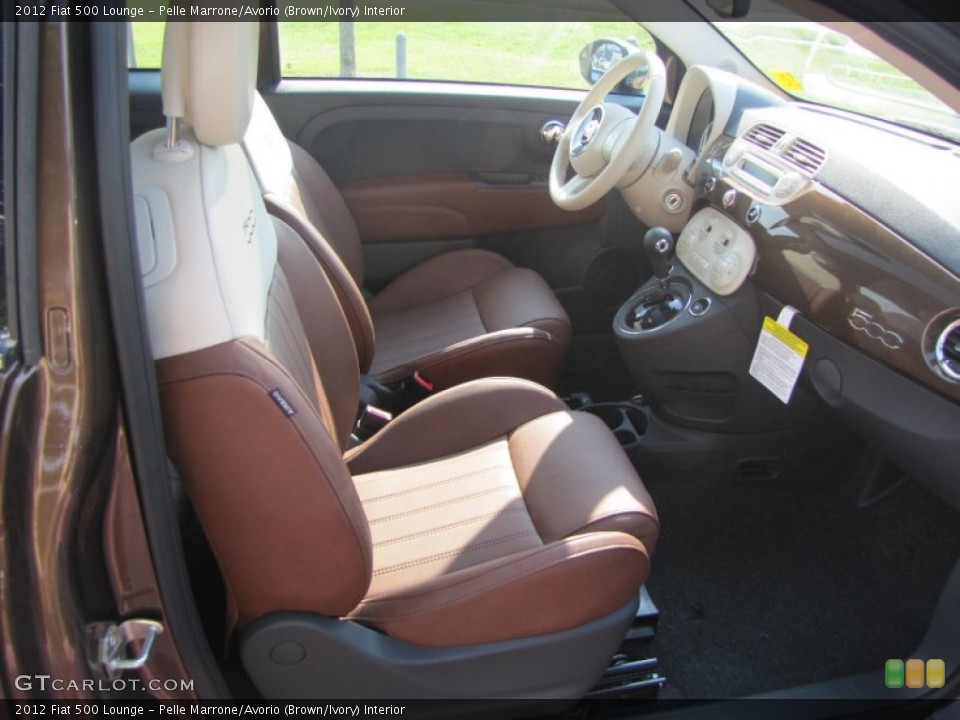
[936,320,960,381]
[743,124,785,150]
[782,137,827,174]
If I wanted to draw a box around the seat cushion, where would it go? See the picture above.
[369,250,572,389]
[346,383,659,647]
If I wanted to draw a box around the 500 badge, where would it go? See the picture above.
[848,308,905,350]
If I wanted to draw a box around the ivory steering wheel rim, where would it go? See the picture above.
[550,50,666,211]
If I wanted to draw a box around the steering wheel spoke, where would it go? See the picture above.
[561,173,593,199]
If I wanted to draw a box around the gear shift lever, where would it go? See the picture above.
[643,227,675,286]
[628,227,685,331]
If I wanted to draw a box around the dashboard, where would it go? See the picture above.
[645,64,960,508]
[663,64,960,401]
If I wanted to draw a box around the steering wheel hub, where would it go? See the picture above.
[572,106,604,156]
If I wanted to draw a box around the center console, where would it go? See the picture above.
[610,208,816,436]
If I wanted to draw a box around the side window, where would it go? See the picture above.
[278,21,656,90]
[127,21,163,69]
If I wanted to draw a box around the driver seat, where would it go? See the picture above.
[243,92,572,391]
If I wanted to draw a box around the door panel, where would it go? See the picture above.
[264,81,626,298]
[339,172,604,244]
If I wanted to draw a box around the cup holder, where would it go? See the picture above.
[581,403,648,449]
[585,405,624,430]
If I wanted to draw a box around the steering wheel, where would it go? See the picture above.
[550,50,666,211]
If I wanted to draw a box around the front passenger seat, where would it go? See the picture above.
[243,91,572,391]
[132,21,659,700]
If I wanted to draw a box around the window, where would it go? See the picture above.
[278,21,655,90]
[713,22,960,143]
[127,20,657,91]
[127,21,163,69]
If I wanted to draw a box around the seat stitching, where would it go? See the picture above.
[372,532,538,576]
[360,464,513,503]
[372,507,529,548]
[353,447,503,483]
[367,486,517,525]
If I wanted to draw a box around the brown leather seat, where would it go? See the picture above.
[133,22,658,698]
[244,92,572,391]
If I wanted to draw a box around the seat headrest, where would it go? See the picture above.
[161,22,259,147]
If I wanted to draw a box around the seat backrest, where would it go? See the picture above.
[244,94,376,373]
[131,22,371,628]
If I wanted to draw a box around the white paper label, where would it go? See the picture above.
[749,314,809,404]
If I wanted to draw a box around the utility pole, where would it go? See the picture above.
[340,21,356,77]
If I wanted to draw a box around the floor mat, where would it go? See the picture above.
[643,469,960,699]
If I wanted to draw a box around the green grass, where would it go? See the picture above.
[131,20,959,138]
[130,22,164,68]
[277,21,653,88]
[131,21,654,90]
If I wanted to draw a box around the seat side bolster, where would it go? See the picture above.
[509,412,661,552]
[368,249,514,315]
[371,328,567,391]
[473,267,573,350]
[345,378,567,474]
[157,338,373,626]
[266,194,376,374]
[350,532,650,647]
[288,141,367,285]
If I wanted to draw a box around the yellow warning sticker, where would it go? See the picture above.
[769,70,805,94]
[749,317,809,404]
[761,317,809,356]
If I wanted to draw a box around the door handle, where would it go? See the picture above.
[540,119,565,147]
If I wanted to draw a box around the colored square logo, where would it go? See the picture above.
[905,659,925,688]
[885,659,904,688]
[927,659,945,689]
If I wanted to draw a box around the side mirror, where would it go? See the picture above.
[579,39,650,94]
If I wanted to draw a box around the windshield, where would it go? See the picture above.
[713,22,960,144]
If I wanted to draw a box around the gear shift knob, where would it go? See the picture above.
[643,227,675,281]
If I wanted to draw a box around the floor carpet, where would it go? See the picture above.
[642,468,960,699]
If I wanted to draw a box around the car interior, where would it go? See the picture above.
[3,2,959,711]
[117,13,960,703]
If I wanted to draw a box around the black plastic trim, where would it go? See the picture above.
[240,599,638,700]
[790,308,960,511]
[11,21,40,366]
